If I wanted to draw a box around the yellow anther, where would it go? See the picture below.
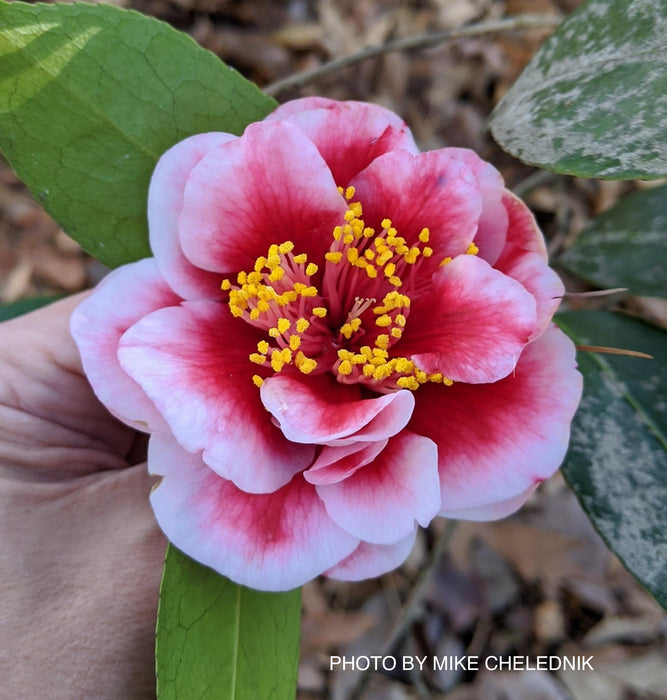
[346,248,359,264]
[294,253,307,264]
[344,210,355,222]
[345,186,356,200]
[352,354,367,365]
[306,263,319,276]
[257,340,269,354]
[278,241,294,255]
[254,256,267,272]
[280,348,292,363]
[381,218,393,229]
[237,271,247,285]
[249,308,260,320]
[360,346,374,360]
[443,377,454,386]
[404,247,420,264]
[221,279,231,291]
[332,226,343,241]
[395,314,406,327]
[338,360,353,376]
[249,353,266,365]
[377,250,393,266]
[337,185,345,195]
[302,286,318,297]
[247,271,262,285]
[338,349,354,361]
[289,335,301,351]
[418,227,430,243]
[268,267,285,282]
[422,246,433,257]
[230,306,244,318]
[277,318,291,334]
[252,375,264,388]
[296,318,310,333]
[257,300,270,313]
[363,227,375,238]
[375,334,390,350]
[389,276,402,287]
[384,262,396,278]
[376,314,392,327]
[466,242,479,255]
[312,307,327,318]
[365,266,378,279]
[397,376,419,391]
[295,352,317,375]
[268,327,280,338]
[391,327,403,339]
[362,364,375,377]
[427,373,443,383]
[364,249,375,261]
[325,251,343,264]
[373,365,393,381]
[440,256,453,266]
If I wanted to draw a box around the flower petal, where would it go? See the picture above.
[498,251,564,341]
[267,97,419,186]
[325,531,417,581]
[350,149,482,262]
[70,259,178,432]
[409,325,582,515]
[443,148,508,265]
[496,190,548,267]
[260,372,414,445]
[440,483,538,521]
[304,440,388,486]
[400,255,537,383]
[118,301,313,493]
[179,121,347,274]
[148,132,236,299]
[316,431,440,544]
[149,435,359,591]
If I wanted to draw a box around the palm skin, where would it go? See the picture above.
[0,294,165,699]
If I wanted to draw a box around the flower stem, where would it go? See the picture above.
[264,14,562,97]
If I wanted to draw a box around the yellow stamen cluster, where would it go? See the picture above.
[326,189,433,289]
[222,241,324,385]
[225,187,462,393]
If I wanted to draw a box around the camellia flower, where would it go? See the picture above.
[71,98,582,591]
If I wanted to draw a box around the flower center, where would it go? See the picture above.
[221,187,477,393]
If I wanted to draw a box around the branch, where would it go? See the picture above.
[264,14,562,97]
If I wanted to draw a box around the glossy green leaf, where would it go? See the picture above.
[556,311,667,609]
[156,545,301,700]
[559,185,667,296]
[490,0,667,179]
[0,1,276,268]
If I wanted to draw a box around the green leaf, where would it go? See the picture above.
[559,185,667,296]
[0,1,276,268]
[490,0,667,179]
[0,295,61,322]
[156,545,301,700]
[556,311,667,609]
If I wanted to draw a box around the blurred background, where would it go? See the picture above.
[2,1,666,698]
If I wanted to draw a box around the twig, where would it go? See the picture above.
[349,520,458,700]
[264,14,562,97]
[512,169,558,198]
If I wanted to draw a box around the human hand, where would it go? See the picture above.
[0,294,166,699]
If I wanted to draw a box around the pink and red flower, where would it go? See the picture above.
[71,98,582,591]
